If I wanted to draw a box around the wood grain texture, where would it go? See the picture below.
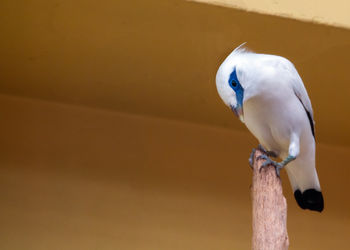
[251,150,289,250]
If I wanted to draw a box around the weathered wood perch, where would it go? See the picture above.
[251,149,289,250]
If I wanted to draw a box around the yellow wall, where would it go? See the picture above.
[1,94,349,249]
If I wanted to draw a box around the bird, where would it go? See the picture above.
[215,44,324,212]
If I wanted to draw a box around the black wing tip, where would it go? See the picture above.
[294,189,324,212]
[305,110,315,138]
[294,92,315,139]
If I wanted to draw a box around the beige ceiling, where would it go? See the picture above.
[192,0,350,28]
[1,0,350,146]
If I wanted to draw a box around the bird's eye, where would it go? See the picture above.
[231,81,237,87]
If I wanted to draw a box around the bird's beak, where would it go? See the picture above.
[231,105,244,122]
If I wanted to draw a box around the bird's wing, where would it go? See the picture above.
[281,58,315,138]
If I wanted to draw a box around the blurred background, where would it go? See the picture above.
[1,0,350,249]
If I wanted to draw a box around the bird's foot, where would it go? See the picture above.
[249,145,277,169]
[257,144,278,158]
[256,154,284,177]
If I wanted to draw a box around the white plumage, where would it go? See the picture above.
[216,45,324,212]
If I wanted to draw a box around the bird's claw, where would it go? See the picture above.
[249,148,256,169]
[256,154,284,177]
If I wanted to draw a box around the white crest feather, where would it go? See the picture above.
[233,42,248,53]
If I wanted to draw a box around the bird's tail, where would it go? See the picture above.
[285,162,324,212]
[293,189,324,212]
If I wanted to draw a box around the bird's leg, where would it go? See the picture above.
[256,135,299,177]
[257,144,278,158]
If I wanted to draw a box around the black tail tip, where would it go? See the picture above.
[294,189,324,212]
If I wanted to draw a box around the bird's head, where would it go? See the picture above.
[216,44,248,123]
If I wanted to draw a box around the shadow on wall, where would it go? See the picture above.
[1,0,350,146]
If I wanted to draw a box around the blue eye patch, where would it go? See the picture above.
[228,67,244,108]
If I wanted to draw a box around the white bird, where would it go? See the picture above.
[216,44,324,212]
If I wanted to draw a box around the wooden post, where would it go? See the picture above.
[251,149,289,250]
